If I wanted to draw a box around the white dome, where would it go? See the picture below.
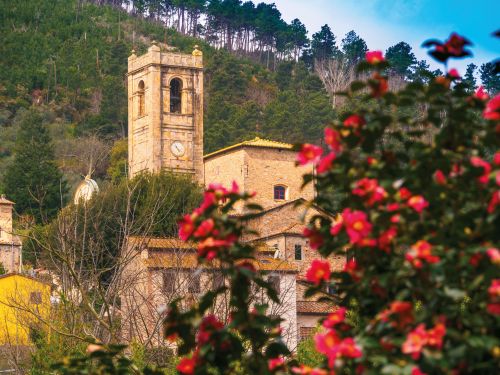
[74,175,99,204]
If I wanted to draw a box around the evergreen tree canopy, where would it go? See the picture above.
[463,63,477,92]
[4,109,68,223]
[385,41,417,77]
[311,24,338,61]
[341,30,368,65]
[480,61,500,94]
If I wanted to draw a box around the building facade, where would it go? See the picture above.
[0,195,21,274]
[122,43,341,350]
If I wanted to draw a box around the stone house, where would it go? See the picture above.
[0,195,21,274]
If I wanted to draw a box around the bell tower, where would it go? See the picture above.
[127,41,204,182]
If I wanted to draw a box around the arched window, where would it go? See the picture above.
[137,80,145,117]
[170,78,182,113]
[274,185,287,200]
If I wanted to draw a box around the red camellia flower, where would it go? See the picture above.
[291,365,328,375]
[398,187,412,200]
[316,152,336,174]
[433,170,447,185]
[402,324,428,360]
[407,195,429,213]
[488,279,500,298]
[406,240,440,268]
[324,127,342,152]
[197,236,236,260]
[493,152,500,166]
[447,68,461,79]
[483,93,500,121]
[378,226,397,253]
[343,208,373,244]
[352,178,387,206]
[370,72,389,98]
[314,329,341,358]
[297,144,323,165]
[177,357,196,375]
[268,357,285,371]
[193,218,215,238]
[323,307,346,328]
[339,337,363,358]
[179,214,196,241]
[343,259,362,282]
[197,314,224,345]
[470,156,491,184]
[488,191,500,213]
[423,32,472,63]
[344,114,366,129]
[306,259,331,285]
[426,322,446,349]
[365,50,385,64]
[412,367,427,375]
[474,86,489,101]
[303,227,324,249]
[378,301,414,329]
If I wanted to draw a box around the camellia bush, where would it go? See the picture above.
[54,33,499,374]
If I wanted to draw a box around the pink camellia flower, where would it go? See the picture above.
[448,68,460,79]
[297,144,323,165]
[339,337,363,358]
[407,195,429,213]
[487,303,500,315]
[378,301,414,329]
[496,171,500,187]
[323,307,346,328]
[487,279,500,315]
[343,209,373,244]
[197,236,236,260]
[470,156,491,184]
[483,94,500,121]
[291,365,328,375]
[179,214,196,241]
[198,191,218,213]
[486,248,500,264]
[412,367,427,375]
[488,279,500,298]
[344,114,366,129]
[352,178,387,206]
[426,322,446,349]
[402,324,428,360]
[474,86,489,101]
[268,357,285,371]
[324,127,342,152]
[366,50,385,64]
[433,170,447,185]
[193,218,215,238]
[314,329,341,356]
[330,213,344,236]
[177,357,196,375]
[306,260,331,286]
[316,152,336,174]
[303,227,324,249]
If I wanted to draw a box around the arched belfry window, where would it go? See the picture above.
[138,80,145,117]
[170,78,182,113]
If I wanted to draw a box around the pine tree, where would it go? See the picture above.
[4,110,67,223]
[385,42,417,78]
[311,24,339,61]
[341,30,367,65]
[463,63,477,92]
[480,62,500,95]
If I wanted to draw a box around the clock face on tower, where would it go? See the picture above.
[170,140,185,157]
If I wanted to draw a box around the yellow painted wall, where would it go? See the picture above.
[0,274,51,345]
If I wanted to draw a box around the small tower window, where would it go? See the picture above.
[138,80,145,117]
[274,185,287,200]
[170,78,182,113]
[294,244,302,260]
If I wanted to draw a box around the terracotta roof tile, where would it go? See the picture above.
[204,137,294,160]
[296,301,335,315]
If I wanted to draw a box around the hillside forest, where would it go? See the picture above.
[0,0,499,226]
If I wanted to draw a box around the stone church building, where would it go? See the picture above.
[121,42,342,350]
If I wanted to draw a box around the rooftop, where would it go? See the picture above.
[0,194,14,205]
[204,137,294,160]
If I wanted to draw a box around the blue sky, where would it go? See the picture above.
[265,0,499,73]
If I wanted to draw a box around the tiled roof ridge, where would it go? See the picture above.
[204,136,294,159]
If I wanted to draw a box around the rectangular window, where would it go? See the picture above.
[162,270,176,294]
[189,272,201,294]
[212,273,224,289]
[274,186,286,200]
[294,244,302,260]
[299,327,315,341]
[268,275,280,295]
[30,291,42,305]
